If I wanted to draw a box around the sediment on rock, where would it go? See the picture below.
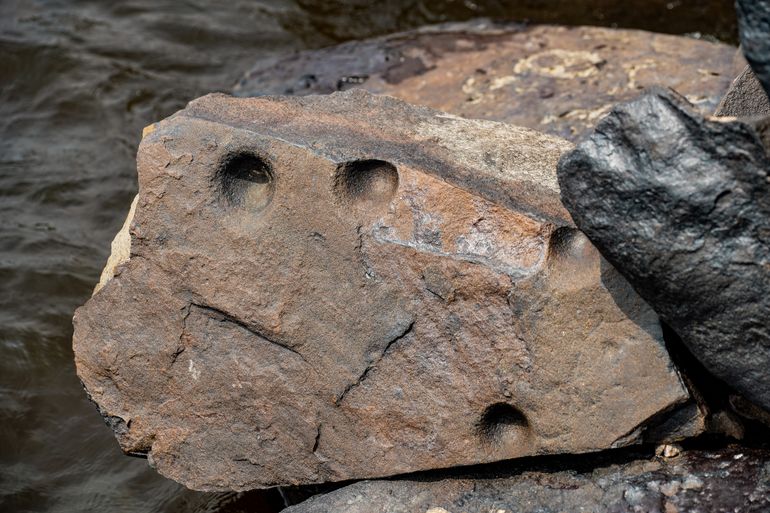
[73,90,691,491]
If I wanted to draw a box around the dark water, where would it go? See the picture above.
[0,1,737,512]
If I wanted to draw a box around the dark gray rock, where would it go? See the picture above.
[737,0,770,97]
[282,445,770,513]
[556,88,770,412]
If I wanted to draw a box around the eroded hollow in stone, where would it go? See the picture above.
[477,402,529,443]
[216,152,274,211]
[335,159,398,207]
[548,227,589,261]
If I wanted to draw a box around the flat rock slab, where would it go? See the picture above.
[557,89,770,412]
[235,22,743,141]
[283,445,770,513]
[73,91,689,491]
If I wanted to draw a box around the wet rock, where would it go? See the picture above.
[557,88,770,412]
[73,91,692,491]
[715,65,770,118]
[737,0,770,97]
[282,445,770,513]
[235,21,742,141]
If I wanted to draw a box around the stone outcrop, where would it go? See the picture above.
[557,88,770,413]
[73,90,691,491]
[282,445,770,513]
[235,21,743,141]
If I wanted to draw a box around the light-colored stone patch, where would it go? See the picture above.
[415,115,571,196]
[513,49,604,79]
[94,194,137,295]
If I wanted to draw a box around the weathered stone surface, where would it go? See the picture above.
[715,65,770,117]
[557,88,770,412]
[73,90,690,491]
[235,21,743,141]
[737,0,770,98]
[282,445,770,513]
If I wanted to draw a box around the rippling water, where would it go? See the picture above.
[0,1,737,512]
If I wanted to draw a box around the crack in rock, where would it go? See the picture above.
[190,302,308,363]
[335,321,415,406]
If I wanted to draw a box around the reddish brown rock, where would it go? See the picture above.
[235,21,744,141]
[73,91,690,491]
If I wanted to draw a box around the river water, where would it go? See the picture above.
[0,1,737,512]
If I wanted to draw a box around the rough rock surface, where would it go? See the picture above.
[737,0,770,98]
[73,91,692,491]
[715,65,770,118]
[282,445,770,513]
[557,88,770,412]
[235,21,743,142]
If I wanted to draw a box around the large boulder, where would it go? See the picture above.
[557,88,770,412]
[282,445,770,513]
[73,90,691,491]
[235,21,743,141]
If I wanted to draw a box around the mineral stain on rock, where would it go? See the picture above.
[74,90,691,491]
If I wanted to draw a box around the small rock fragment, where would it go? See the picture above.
[730,395,770,427]
[644,402,706,443]
[659,480,681,497]
[708,410,746,440]
[681,475,703,490]
[656,444,682,459]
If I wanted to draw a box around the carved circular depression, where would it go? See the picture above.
[476,402,530,444]
[335,159,399,208]
[216,152,274,212]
